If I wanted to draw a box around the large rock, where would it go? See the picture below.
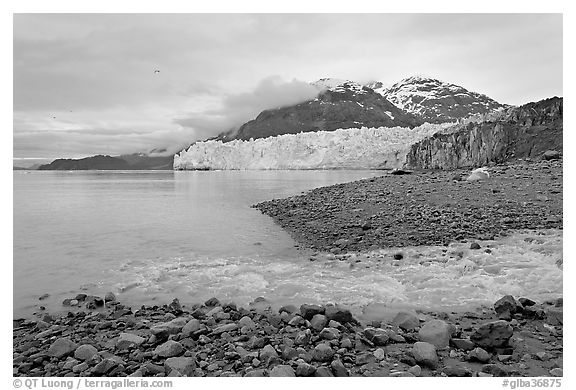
[418,319,451,348]
[212,323,238,335]
[324,305,355,323]
[48,338,78,358]
[181,319,202,337]
[543,150,561,160]
[392,311,420,331]
[296,362,316,376]
[470,320,513,349]
[313,343,335,362]
[259,345,279,365]
[154,340,184,358]
[363,327,390,346]
[468,347,491,363]
[331,359,349,377]
[74,344,98,361]
[270,365,296,377]
[164,357,196,377]
[310,314,328,331]
[300,304,325,320]
[116,333,146,350]
[494,295,519,320]
[411,342,438,369]
[150,317,189,338]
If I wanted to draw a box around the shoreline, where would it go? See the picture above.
[13,294,563,377]
[253,159,562,252]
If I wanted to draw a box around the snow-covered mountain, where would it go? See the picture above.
[174,123,452,170]
[220,78,423,142]
[367,76,506,123]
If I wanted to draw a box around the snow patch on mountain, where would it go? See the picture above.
[174,123,452,170]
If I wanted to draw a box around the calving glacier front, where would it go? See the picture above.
[174,124,452,170]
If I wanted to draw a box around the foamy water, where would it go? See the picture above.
[13,171,562,319]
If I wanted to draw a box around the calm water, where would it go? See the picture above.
[13,170,562,319]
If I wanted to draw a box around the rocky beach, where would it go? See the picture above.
[13,157,563,378]
[13,293,563,378]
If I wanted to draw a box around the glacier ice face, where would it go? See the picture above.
[174,123,453,170]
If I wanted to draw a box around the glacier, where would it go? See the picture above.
[173,123,453,170]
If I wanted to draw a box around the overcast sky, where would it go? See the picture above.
[13,13,563,164]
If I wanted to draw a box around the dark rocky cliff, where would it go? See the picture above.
[405,97,562,169]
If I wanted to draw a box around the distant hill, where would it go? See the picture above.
[38,155,131,170]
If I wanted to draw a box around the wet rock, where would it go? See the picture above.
[324,305,355,323]
[288,315,306,327]
[104,292,116,302]
[154,340,184,358]
[116,333,146,350]
[418,319,451,348]
[164,357,196,377]
[363,327,389,346]
[411,342,438,369]
[319,327,340,340]
[470,320,513,349]
[270,365,295,377]
[238,316,256,329]
[151,317,189,338]
[392,311,420,331]
[408,365,422,377]
[181,319,201,337]
[296,362,316,376]
[331,359,349,376]
[205,297,220,307]
[259,345,279,365]
[48,338,78,358]
[494,295,519,320]
[92,358,117,376]
[313,343,335,362]
[469,347,491,363]
[481,364,508,377]
[74,344,98,361]
[518,297,536,307]
[294,330,312,346]
[470,242,481,250]
[443,364,473,377]
[310,314,328,331]
[451,338,475,351]
[545,307,563,326]
[543,150,561,161]
[212,323,238,335]
[300,304,325,320]
[550,368,563,377]
[279,304,298,314]
[374,348,386,361]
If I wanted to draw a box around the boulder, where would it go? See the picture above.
[468,347,491,363]
[150,317,189,338]
[543,150,561,160]
[466,167,490,181]
[418,319,451,348]
[181,319,202,336]
[204,297,220,307]
[494,295,519,320]
[259,345,278,365]
[154,340,184,358]
[48,338,78,358]
[74,344,98,361]
[319,327,340,340]
[470,320,513,349]
[312,343,334,362]
[300,304,325,320]
[164,357,196,377]
[363,327,390,346]
[296,362,316,376]
[310,314,328,331]
[411,342,438,369]
[238,316,256,329]
[116,333,146,350]
[392,311,420,331]
[314,366,334,377]
[324,305,355,323]
[331,359,349,376]
[270,365,295,377]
